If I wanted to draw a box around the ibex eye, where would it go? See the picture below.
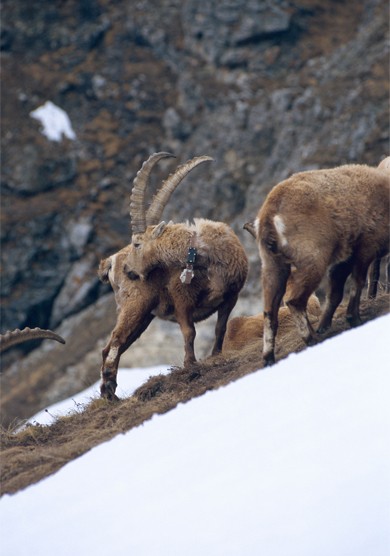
[126,270,140,281]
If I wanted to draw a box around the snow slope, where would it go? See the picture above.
[1,314,389,556]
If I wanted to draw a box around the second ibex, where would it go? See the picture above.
[255,159,389,366]
[99,153,248,399]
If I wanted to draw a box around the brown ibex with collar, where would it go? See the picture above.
[99,152,248,399]
[255,160,389,366]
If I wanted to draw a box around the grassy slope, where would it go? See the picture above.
[1,295,389,497]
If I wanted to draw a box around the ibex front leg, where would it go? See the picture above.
[175,306,197,366]
[101,339,123,400]
[101,312,155,399]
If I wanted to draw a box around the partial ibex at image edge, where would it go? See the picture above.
[255,158,390,366]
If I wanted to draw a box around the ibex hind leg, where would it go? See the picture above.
[261,257,290,366]
[318,259,353,334]
[346,259,372,328]
[367,257,381,299]
[285,266,324,345]
[212,292,239,356]
[367,255,390,298]
[175,306,197,366]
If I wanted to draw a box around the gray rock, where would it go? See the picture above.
[50,253,99,328]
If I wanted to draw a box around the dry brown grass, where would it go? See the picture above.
[1,294,388,497]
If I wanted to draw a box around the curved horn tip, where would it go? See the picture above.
[144,151,176,162]
[133,152,176,182]
[186,155,214,163]
[156,151,176,157]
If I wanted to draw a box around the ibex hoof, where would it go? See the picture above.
[184,356,197,367]
[100,379,118,401]
[305,334,317,346]
[316,325,329,335]
[263,353,275,367]
[346,315,362,328]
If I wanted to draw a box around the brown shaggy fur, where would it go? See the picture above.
[257,163,389,364]
[99,219,248,400]
[222,294,321,353]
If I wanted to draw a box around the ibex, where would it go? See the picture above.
[222,294,321,353]
[367,157,390,298]
[255,161,389,365]
[99,152,248,399]
[0,327,65,353]
[367,254,390,298]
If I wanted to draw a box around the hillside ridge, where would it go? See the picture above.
[1,294,388,497]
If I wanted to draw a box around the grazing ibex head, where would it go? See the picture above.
[0,327,65,353]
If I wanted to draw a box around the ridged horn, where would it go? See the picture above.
[146,155,214,226]
[0,327,66,353]
[130,152,176,235]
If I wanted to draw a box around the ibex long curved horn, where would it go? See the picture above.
[0,327,66,353]
[146,155,214,226]
[130,152,175,235]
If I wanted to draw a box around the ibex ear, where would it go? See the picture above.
[243,221,256,239]
[152,221,167,238]
[98,258,111,283]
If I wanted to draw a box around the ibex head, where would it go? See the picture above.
[128,152,213,277]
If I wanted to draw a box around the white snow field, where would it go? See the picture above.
[1,314,389,556]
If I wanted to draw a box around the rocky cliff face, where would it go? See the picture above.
[1,0,388,417]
